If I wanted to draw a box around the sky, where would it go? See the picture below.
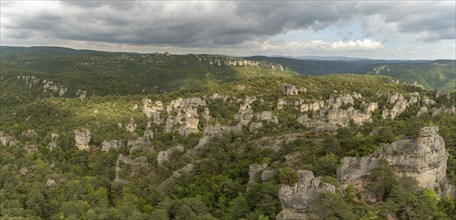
[1,0,455,59]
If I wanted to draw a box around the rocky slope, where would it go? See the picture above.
[277,126,454,218]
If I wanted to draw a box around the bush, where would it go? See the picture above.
[279,167,299,186]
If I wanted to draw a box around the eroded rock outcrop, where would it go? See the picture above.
[282,84,299,96]
[128,137,153,154]
[143,99,164,124]
[337,126,452,200]
[74,128,91,150]
[382,93,409,119]
[277,170,336,220]
[101,140,123,152]
[0,131,20,147]
[256,133,302,152]
[157,145,185,165]
[248,163,267,185]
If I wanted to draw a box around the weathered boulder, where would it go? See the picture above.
[282,84,299,96]
[300,101,324,112]
[74,128,91,150]
[143,99,164,124]
[248,163,267,185]
[24,144,39,153]
[328,94,354,109]
[157,145,185,165]
[249,122,263,132]
[422,97,436,106]
[22,129,37,138]
[383,97,408,119]
[432,106,456,116]
[101,140,123,152]
[337,126,451,199]
[362,102,378,114]
[417,106,429,117]
[0,131,19,146]
[46,179,57,187]
[47,142,57,150]
[128,137,153,154]
[126,118,137,132]
[256,134,301,152]
[143,122,154,139]
[261,170,276,182]
[409,92,420,105]
[277,170,336,220]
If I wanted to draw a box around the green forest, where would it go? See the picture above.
[1,48,456,219]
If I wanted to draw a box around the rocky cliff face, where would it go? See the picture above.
[277,170,335,220]
[337,126,452,199]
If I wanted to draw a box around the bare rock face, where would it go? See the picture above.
[422,97,437,106]
[157,145,185,165]
[282,84,299,96]
[24,144,39,153]
[248,163,268,185]
[128,137,153,154]
[126,118,137,132]
[164,98,206,136]
[383,93,409,119]
[74,128,91,150]
[0,131,20,147]
[328,94,354,109]
[143,99,164,124]
[22,129,37,138]
[101,140,123,152]
[337,126,451,199]
[277,170,336,220]
[261,170,276,182]
[143,122,154,139]
[300,101,324,112]
[417,106,429,117]
[256,134,301,152]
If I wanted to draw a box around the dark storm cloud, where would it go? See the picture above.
[2,1,455,47]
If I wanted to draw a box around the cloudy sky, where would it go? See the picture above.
[1,0,455,59]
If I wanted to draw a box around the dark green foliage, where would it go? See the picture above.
[279,167,300,185]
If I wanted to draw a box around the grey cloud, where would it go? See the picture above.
[356,2,455,41]
[2,1,455,47]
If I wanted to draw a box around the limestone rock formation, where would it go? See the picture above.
[22,129,37,138]
[128,137,153,154]
[248,163,267,185]
[417,106,429,117]
[300,101,324,112]
[282,84,299,96]
[157,145,185,165]
[383,93,409,119]
[164,97,206,136]
[143,99,164,124]
[256,134,301,152]
[0,131,20,147]
[101,140,123,152]
[261,170,276,182]
[328,94,354,109]
[74,128,91,150]
[277,170,336,220]
[143,122,154,139]
[24,144,39,153]
[337,126,452,199]
[126,118,137,132]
